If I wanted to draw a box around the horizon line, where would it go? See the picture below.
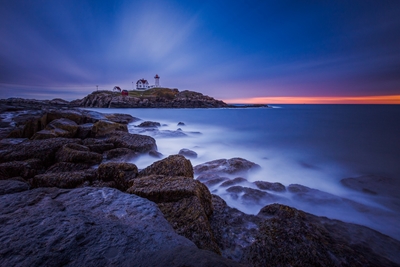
[223,95,400,104]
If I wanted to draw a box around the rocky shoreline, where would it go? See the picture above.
[1,103,400,266]
[0,89,268,109]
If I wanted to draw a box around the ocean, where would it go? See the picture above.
[91,105,400,240]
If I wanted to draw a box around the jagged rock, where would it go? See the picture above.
[46,109,91,125]
[6,111,46,138]
[91,120,128,137]
[149,150,163,158]
[32,169,97,188]
[104,113,139,124]
[45,162,92,173]
[55,143,103,164]
[177,122,185,126]
[220,177,247,187]
[103,148,138,161]
[127,174,219,253]
[0,138,82,165]
[97,162,138,191]
[194,158,260,175]
[179,148,198,159]
[254,180,286,192]
[0,159,43,180]
[0,180,29,195]
[0,186,240,266]
[137,121,161,128]
[105,131,157,153]
[139,154,193,178]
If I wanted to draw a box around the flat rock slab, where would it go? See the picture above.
[0,186,239,266]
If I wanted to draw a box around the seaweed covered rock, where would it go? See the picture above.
[91,120,128,137]
[0,138,82,165]
[139,154,193,178]
[137,121,161,128]
[103,148,138,161]
[31,169,97,189]
[105,131,157,153]
[0,159,44,180]
[127,174,219,254]
[97,162,138,191]
[254,180,286,192]
[55,143,103,164]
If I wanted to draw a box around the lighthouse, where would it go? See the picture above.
[154,74,160,88]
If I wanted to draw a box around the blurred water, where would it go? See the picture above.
[91,105,400,240]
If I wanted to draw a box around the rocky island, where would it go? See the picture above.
[0,88,269,109]
[0,96,399,266]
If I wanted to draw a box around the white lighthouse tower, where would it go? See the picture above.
[154,74,160,88]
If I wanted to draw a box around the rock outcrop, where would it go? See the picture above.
[69,89,229,108]
[0,185,240,267]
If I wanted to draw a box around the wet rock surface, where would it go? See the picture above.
[210,197,400,266]
[0,186,240,267]
[137,121,161,128]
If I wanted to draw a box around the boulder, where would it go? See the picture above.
[254,180,286,192]
[179,148,198,159]
[45,162,92,173]
[138,154,193,178]
[0,186,240,266]
[0,158,43,180]
[103,148,137,161]
[204,177,230,187]
[86,143,115,154]
[97,162,138,191]
[0,138,82,165]
[194,158,260,176]
[55,143,103,164]
[31,129,71,140]
[45,118,79,137]
[177,122,185,126]
[105,131,157,153]
[104,113,139,124]
[91,120,128,137]
[76,123,94,139]
[31,169,97,188]
[137,121,161,128]
[45,109,89,124]
[220,177,247,187]
[226,186,278,203]
[127,174,219,253]
[0,180,30,195]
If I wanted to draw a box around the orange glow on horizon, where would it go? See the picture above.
[224,95,400,104]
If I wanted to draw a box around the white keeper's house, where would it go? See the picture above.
[136,74,160,90]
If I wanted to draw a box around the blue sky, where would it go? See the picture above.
[1,0,400,102]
